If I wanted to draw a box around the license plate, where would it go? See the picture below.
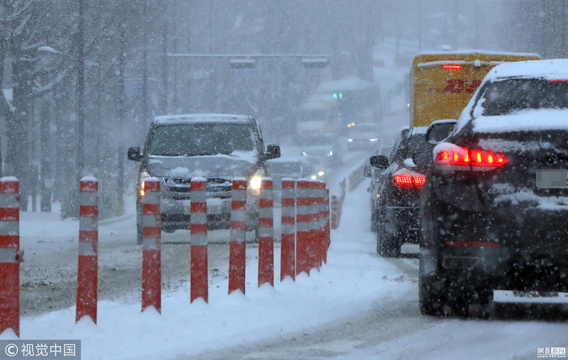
[536,169,568,189]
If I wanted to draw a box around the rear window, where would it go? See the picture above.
[391,133,430,164]
[477,79,568,116]
[147,123,256,156]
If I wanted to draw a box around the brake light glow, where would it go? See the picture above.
[443,63,462,70]
[436,145,469,165]
[393,169,426,189]
[434,143,509,170]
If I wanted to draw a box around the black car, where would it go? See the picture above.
[370,123,450,257]
[419,59,568,316]
[368,127,409,232]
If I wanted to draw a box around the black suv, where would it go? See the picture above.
[419,59,568,316]
[128,114,280,243]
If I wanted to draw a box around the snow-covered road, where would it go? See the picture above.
[5,179,568,360]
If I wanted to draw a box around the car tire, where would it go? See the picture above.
[370,207,378,232]
[419,274,446,316]
[376,220,401,257]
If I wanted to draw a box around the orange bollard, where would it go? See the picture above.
[258,178,274,287]
[190,178,208,303]
[229,178,247,295]
[324,188,330,263]
[314,182,327,269]
[0,177,20,336]
[296,180,317,276]
[76,177,98,324]
[280,179,296,282]
[141,178,161,313]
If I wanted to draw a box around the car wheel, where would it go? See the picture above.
[419,274,445,316]
[376,220,401,257]
[370,207,378,232]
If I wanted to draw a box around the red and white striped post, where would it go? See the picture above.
[258,177,274,287]
[280,179,295,282]
[0,177,20,336]
[141,178,161,313]
[324,188,330,264]
[229,178,247,295]
[190,178,208,303]
[296,180,316,276]
[314,181,327,270]
[76,177,98,324]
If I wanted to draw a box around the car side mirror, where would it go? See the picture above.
[265,144,281,160]
[426,120,457,145]
[412,151,432,168]
[370,155,389,169]
[127,147,142,161]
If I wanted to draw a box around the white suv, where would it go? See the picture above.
[128,114,280,243]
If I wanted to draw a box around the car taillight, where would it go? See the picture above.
[434,143,509,170]
[443,63,462,70]
[393,169,426,189]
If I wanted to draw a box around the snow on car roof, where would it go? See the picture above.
[487,59,568,81]
[472,109,568,133]
[410,126,428,135]
[154,113,252,125]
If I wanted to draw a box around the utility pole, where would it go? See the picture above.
[142,0,149,125]
[76,0,85,179]
[161,0,168,115]
[117,20,126,216]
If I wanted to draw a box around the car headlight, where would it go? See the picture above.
[140,171,150,197]
[318,170,325,177]
[347,138,353,142]
[370,138,378,142]
[250,175,262,191]
[311,174,317,180]
[249,168,266,193]
[327,150,333,156]
[301,151,308,156]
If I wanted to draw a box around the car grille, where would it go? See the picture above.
[165,177,233,198]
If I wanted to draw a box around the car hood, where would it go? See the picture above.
[146,153,258,179]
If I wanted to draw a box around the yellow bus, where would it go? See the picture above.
[410,51,540,128]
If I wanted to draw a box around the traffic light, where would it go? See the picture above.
[332,92,343,99]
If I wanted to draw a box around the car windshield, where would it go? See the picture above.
[478,78,568,116]
[269,162,303,176]
[147,123,256,156]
